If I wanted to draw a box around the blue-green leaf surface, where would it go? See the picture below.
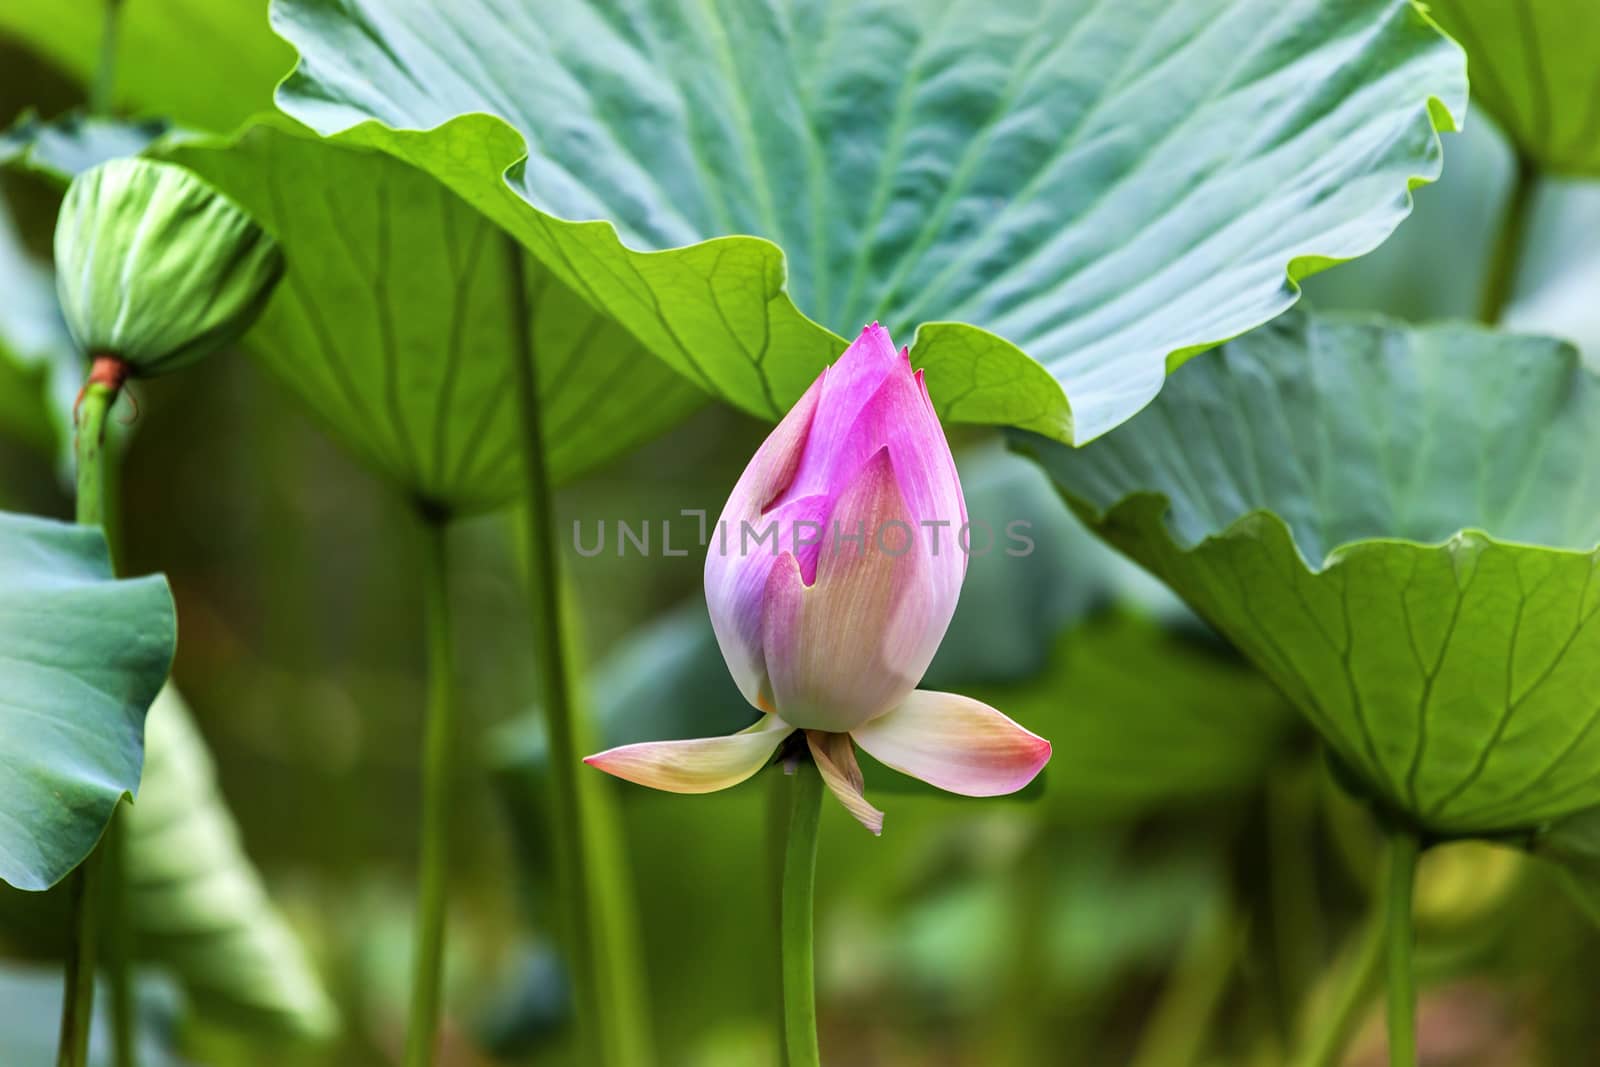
[1022,312,1600,834]
[270,0,1464,443]
[0,511,175,890]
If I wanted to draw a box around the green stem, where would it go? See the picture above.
[1476,153,1537,327]
[403,509,456,1067]
[1266,763,1324,1040]
[75,382,114,529]
[1295,887,1388,1067]
[780,761,823,1067]
[1128,898,1244,1067]
[56,848,104,1067]
[1384,827,1421,1067]
[503,237,604,1062]
[57,378,122,1067]
[90,0,124,116]
[105,809,134,1067]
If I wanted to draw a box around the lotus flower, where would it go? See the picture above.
[585,324,1051,832]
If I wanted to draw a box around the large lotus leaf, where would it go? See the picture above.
[1426,0,1600,175]
[0,0,291,133]
[1020,312,1600,835]
[161,119,705,509]
[271,0,1464,444]
[0,510,175,891]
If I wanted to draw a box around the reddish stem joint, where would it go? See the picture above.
[73,355,135,426]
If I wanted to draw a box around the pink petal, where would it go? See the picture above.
[761,448,928,732]
[583,715,792,794]
[806,730,884,835]
[851,690,1051,797]
[705,373,825,708]
[773,324,902,509]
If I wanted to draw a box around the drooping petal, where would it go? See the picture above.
[584,715,792,794]
[762,448,929,732]
[851,690,1051,797]
[805,730,884,835]
[705,374,825,708]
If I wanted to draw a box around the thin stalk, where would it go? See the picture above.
[1128,898,1244,1067]
[56,849,104,1067]
[780,761,823,1067]
[1266,763,1324,1042]
[57,375,120,1067]
[104,810,134,1067]
[1294,888,1388,1067]
[1384,827,1421,1067]
[503,237,603,1062]
[1476,153,1537,326]
[404,509,456,1067]
[90,0,124,116]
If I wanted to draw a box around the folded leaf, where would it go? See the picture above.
[1022,311,1600,834]
[124,686,337,1038]
[0,511,174,891]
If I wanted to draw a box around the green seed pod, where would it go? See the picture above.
[53,157,284,377]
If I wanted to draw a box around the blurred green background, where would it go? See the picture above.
[4,4,1600,1066]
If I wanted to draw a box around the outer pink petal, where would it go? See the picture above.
[851,690,1051,797]
[806,730,884,835]
[583,716,792,794]
[705,373,825,708]
[762,448,927,732]
[776,323,901,508]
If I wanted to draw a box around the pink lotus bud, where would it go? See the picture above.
[586,325,1050,832]
[705,323,967,733]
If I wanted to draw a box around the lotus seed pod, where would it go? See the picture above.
[53,157,284,377]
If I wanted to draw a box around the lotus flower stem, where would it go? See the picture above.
[403,507,455,1067]
[57,367,134,1067]
[1383,827,1421,1067]
[1476,152,1537,327]
[1294,885,1387,1067]
[780,760,824,1067]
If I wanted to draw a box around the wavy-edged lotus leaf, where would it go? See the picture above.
[1426,0,1600,175]
[124,685,337,1038]
[0,510,174,891]
[54,157,284,377]
[162,119,705,510]
[1020,312,1600,835]
[271,0,1464,444]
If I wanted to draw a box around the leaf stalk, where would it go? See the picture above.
[1384,825,1421,1067]
[403,507,456,1067]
